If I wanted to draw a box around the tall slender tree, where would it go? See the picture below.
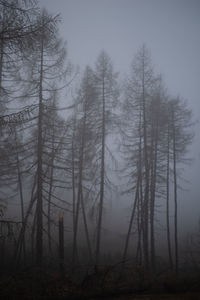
[93,51,118,265]
[168,97,193,273]
[20,10,70,264]
[121,45,157,270]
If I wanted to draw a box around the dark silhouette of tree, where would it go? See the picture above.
[120,45,193,273]
[93,51,119,265]
[71,66,97,267]
[19,9,71,265]
[167,97,193,273]
[121,45,157,270]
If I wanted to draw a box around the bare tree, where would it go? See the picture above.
[19,9,71,265]
[168,97,193,273]
[93,51,119,266]
[71,66,97,267]
[121,45,157,270]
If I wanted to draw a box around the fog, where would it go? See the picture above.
[0,0,200,298]
[39,0,200,224]
[36,0,200,240]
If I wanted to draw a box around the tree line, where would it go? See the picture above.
[0,0,193,275]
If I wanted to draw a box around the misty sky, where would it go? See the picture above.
[39,0,200,230]
[40,0,200,109]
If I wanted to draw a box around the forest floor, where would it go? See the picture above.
[0,266,200,299]
[105,294,200,299]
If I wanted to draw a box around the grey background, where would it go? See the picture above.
[39,0,200,233]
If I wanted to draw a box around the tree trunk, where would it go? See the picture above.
[72,138,76,238]
[172,108,178,274]
[36,37,44,266]
[15,131,26,264]
[142,51,149,270]
[95,76,105,266]
[166,124,173,270]
[122,175,140,263]
[150,111,158,272]
[81,188,93,263]
[72,106,87,267]
[47,152,54,254]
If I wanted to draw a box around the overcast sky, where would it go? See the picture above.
[40,0,200,110]
[39,0,200,230]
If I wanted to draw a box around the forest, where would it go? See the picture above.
[0,0,199,299]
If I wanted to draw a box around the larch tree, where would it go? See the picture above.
[19,9,71,265]
[71,66,97,267]
[93,51,119,266]
[167,97,193,274]
[121,45,157,270]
